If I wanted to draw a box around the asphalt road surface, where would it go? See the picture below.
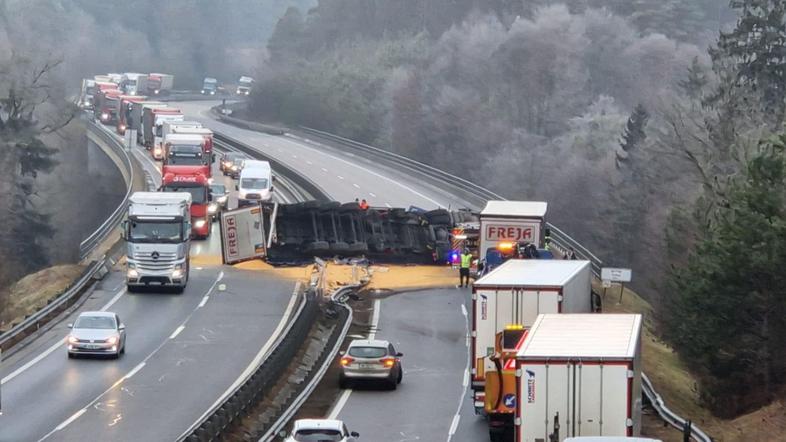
[175,101,485,442]
[0,121,298,441]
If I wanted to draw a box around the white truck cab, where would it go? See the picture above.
[237,160,273,206]
[236,76,254,95]
[123,192,192,293]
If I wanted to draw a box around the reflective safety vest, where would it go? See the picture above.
[461,253,472,268]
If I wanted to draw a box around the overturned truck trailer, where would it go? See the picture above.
[262,201,477,264]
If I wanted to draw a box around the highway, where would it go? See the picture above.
[175,101,485,441]
[0,122,299,441]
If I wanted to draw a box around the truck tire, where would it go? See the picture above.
[425,209,451,225]
[305,240,330,253]
[330,242,350,254]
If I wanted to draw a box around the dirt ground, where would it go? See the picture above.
[0,264,85,331]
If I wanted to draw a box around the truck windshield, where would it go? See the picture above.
[129,220,183,243]
[163,185,207,204]
[241,177,268,190]
[168,146,205,165]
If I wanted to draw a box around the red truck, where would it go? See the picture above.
[94,89,122,124]
[162,133,211,180]
[160,172,211,239]
[116,95,147,135]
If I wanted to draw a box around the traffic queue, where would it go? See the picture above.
[454,200,646,442]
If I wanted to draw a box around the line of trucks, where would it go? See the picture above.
[79,73,256,110]
[465,201,644,442]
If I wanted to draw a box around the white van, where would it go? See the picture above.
[237,160,273,206]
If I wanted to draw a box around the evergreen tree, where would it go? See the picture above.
[712,0,786,122]
[616,104,649,168]
[679,56,709,101]
[666,134,786,417]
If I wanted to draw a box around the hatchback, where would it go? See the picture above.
[339,339,403,389]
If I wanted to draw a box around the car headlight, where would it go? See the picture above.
[107,336,118,345]
[210,91,215,95]
[127,268,139,278]
[217,195,228,204]
[208,203,218,214]
[231,165,238,170]
[119,124,126,131]
[154,89,160,94]
[68,335,79,344]
[101,112,109,120]
[194,219,207,228]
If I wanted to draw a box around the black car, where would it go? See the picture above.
[220,152,246,178]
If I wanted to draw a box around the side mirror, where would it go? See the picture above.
[208,193,213,202]
[212,155,216,164]
[235,184,239,191]
[270,186,274,192]
[350,432,359,438]
[339,350,345,356]
[277,430,287,438]
[120,220,128,241]
[272,175,277,182]
[119,324,126,331]
[396,352,403,357]
[67,323,73,329]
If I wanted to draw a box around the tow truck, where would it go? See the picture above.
[161,173,211,239]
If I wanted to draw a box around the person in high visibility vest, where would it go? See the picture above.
[459,249,472,288]
[544,228,552,251]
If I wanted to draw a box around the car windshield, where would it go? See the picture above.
[348,346,386,358]
[292,429,343,442]
[74,315,116,330]
[210,184,226,195]
[241,177,268,190]
[163,185,206,204]
[168,146,205,165]
[129,220,183,243]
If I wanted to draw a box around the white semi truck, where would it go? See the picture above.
[516,314,643,442]
[123,192,192,293]
[479,201,548,262]
[123,73,148,96]
[236,76,254,95]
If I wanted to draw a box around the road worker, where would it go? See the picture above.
[459,249,472,287]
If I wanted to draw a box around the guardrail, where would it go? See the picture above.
[296,126,604,278]
[293,126,710,441]
[0,260,104,352]
[212,132,329,203]
[79,121,135,260]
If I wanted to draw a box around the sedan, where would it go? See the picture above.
[66,311,126,359]
[339,339,403,390]
[220,152,246,177]
[282,419,359,441]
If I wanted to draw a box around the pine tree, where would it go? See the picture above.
[712,0,786,122]
[679,56,709,101]
[616,104,648,169]
[666,134,786,417]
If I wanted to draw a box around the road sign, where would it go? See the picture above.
[601,267,632,283]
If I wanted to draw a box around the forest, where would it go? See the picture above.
[250,0,786,416]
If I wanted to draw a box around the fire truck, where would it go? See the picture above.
[160,173,211,239]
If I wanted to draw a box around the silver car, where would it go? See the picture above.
[339,339,403,390]
[66,311,126,359]
[282,419,359,441]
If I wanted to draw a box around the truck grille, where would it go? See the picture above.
[134,251,178,271]
[245,193,261,200]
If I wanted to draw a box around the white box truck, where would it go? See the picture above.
[517,314,643,442]
[479,201,548,261]
[148,73,174,95]
[122,192,192,293]
[123,73,148,96]
[471,259,593,438]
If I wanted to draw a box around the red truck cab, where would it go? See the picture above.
[117,95,147,135]
[160,172,211,239]
[95,89,122,124]
[162,134,211,180]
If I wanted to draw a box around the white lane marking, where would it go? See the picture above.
[125,362,146,379]
[448,414,461,438]
[192,282,301,426]
[337,175,345,180]
[327,389,352,419]
[169,325,186,340]
[38,270,224,441]
[54,409,86,432]
[446,304,471,442]
[385,203,392,208]
[321,167,328,172]
[331,299,382,419]
[292,154,298,159]
[352,183,360,189]
[102,288,127,312]
[2,288,127,385]
[281,134,445,207]
[369,192,376,198]
[369,299,381,340]
[198,296,209,308]
[306,160,313,165]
